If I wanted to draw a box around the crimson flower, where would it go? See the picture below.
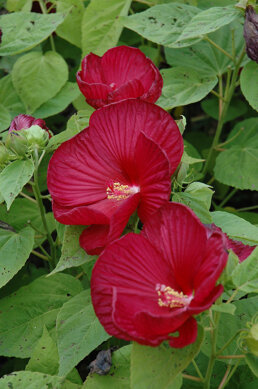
[47,99,183,254]
[207,224,255,262]
[9,114,51,138]
[76,46,163,109]
[91,203,228,348]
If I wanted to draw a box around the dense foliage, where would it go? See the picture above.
[0,1,257,389]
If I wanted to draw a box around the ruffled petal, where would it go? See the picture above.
[135,132,170,222]
[143,203,208,294]
[76,75,111,108]
[141,63,163,104]
[168,316,198,348]
[80,53,104,83]
[89,99,183,175]
[52,201,109,225]
[80,192,141,254]
[108,79,145,103]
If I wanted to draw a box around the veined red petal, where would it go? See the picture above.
[108,79,145,103]
[168,317,198,348]
[80,53,104,83]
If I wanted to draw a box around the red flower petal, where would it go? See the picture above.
[89,99,183,175]
[143,203,208,294]
[77,46,163,108]
[168,317,198,348]
[9,114,49,133]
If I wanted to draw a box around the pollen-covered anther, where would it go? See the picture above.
[106,182,139,201]
[156,284,191,309]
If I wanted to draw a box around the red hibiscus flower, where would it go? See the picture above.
[47,99,183,254]
[91,203,228,348]
[76,46,163,109]
[9,114,51,138]
[206,224,255,262]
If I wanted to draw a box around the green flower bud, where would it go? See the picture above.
[0,144,9,165]
[5,132,28,156]
[246,323,258,357]
[22,125,49,148]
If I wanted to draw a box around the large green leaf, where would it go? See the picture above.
[172,182,213,224]
[165,21,246,78]
[0,12,66,56]
[232,247,258,293]
[82,0,132,56]
[0,198,55,248]
[12,51,68,114]
[0,274,82,357]
[50,225,95,275]
[57,289,110,376]
[0,371,80,389]
[202,297,258,361]
[214,118,258,190]
[0,75,25,119]
[201,96,248,123]
[0,159,34,210]
[176,5,240,43]
[212,211,258,246]
[0,227,34,289]
[33,82,80,119]
[157,67,217,110]
[240,61,258,111]
[56,0,85,48]
[122,3,200,48]
[83,345,131,389]
[26,326,82,385]
[0,104,11,132]
[131,326,204,389]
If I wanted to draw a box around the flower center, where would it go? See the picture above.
[106,182,139,201]
[156,284,191,309]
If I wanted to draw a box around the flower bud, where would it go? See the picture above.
[0,144,9,165]
[245,322,258,357]
[22,125,49,148]
[244,5,258,62]
[5,132,28,156]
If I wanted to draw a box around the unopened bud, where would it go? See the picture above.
[5,132,28,156]
[244,6,258,62]
[22,125,49,148]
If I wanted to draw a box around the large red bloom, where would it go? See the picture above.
[206,224,255,262]
[91,203,228,348]
[9,114,51,138]
[47,99,183,254]
[76,46,163,109]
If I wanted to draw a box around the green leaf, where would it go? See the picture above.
[0,371,80,389]
[173,182,213,224]
[0,273,82,357]
[201,96,248,123]
[157,67,217,110]
[202,296,258,361]
[12,51,68,114]
[176,5,240,43]
[165,21,246,77]
[0,12,66,56]
[214,118,258,190]
[0,198,55,248]
[246,354,258,378]
[50,225,95,275]
[0,159,34,210]
[82,0,132,56]
[47,109,93,150]
[6,0,32,11]
[131,326,204,389]
[0,103,11,132]
[212,211,258,246]
[122,3,200,48]
[33,82,80,119]
[240,61,258,111]
[0,227,34,289]
[26,326,82,385]
[232,247,258,293]
[0,74,25,119]
[211,303,236,315]
[56,0,85,48]
[83,345,131,389]
[57,289,110,376]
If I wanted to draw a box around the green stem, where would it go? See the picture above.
[216,330,242,357]
[218,365,231,389]
[237,205,258,212]
[202,49,245,177]
[192,359,204,381]
[219,188,238,208]
[182,374,202,383]
[33,148,56,267]
[20,191,37,203]
[38,0,56,51]
[32,249,49,261]
[210,89,226,102]
[222,359,241,389]
[203,311,221,389]
[204,36,235,62]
